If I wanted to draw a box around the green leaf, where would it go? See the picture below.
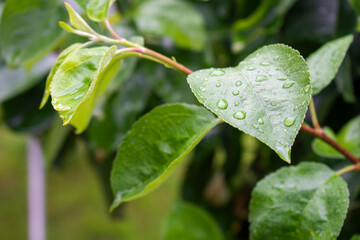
[40,43,83,109]
[0,0,67,67]
[110,104,218,210]
[307,34,354,95]
[133,0,205,51]
[161,201,223,240]
[335,55,356,103]
[187,44,311,163]
[49,46,120,133]
[312,116,360,159]
[0,54,56,103]
[64,2,96,35]
[73,0,114,22]
[249,162,349,240]
[87,0,114,22]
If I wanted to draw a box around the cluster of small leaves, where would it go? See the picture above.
[1,0,360,239]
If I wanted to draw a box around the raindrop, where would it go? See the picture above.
[255,75,268,82]
[216,83,221,87]
[273,55,280,61]
[258,129,264,133]
[234,102,240,106]
[210,92,214,95]
[304,84,311,92]
[232,90,240,95]
[235,81,242,87]
[199,87,206,92]
[284,117,296,127]
[260,62,270,66]
[270,103,277,106]
[216,99,228,109]
[258,118,264,124]
[195,76,200,79]
[286,71,291,76]
[282,81,295,89]
[277,77,287,81]
[246,66,256,71]
[210,69,225,76]
[233,111,246,120]
[252,124,259,129]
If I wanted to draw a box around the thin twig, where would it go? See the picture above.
[300,124,360,165]
[309,98,322,131]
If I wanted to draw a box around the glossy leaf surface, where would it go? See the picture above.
[0,0,66,67]
[133,0,205,51]
[188,44,311,163]
[249,162,349,240]
[50,46,119,133]
[312,116,360,159]
[40,43,83,108]
[307,34,353,94]
[161,202,223,240]
[110,104,218,210]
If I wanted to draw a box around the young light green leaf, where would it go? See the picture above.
[249,162,349,240]
[0,54,56,103]
[50,46,119,133]
[187,44,311,163]
[40,43,83,109]
[161,201,224,240]
[0,0,67,67]
[307,34,354,95]
[312,116,360,159]
[64,2,97,35]
[133,0,205,51]
[110,104,219,210]
[87,0,114,22]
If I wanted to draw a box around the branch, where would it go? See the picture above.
[300,124,360,165]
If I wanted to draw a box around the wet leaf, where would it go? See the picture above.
[161,201,223,240]
[312,116,360,159]
[40,43,83,109]
[187,44,311,163]
[0,0,66,67]
[49,46,120,133]
[110,104,218,210]
[249,162,349,240]
[133,0,205,51]
[307,34,353,94]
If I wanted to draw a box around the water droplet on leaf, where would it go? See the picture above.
[258,118,264,124]
[233,111,246,120]
[232,90,240,95]
[284,117,296,127]
[255,75,268,82]
[260,62,270,66]
[235,81,242,87]
[246,66,256,71]
[210,69,225,76]
[282,81,295,89]
[216,83,221,87]
[216,99,228,109]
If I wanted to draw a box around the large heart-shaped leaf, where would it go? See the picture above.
[312,116,360,159]
[187,44,311,163]
[110,104,219,210]
[249,162,349,240]
[49,46,120,133]
[0,0,67,67]
[161,201,224,240]
[307,34,353,95]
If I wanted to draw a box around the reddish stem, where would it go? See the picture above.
[300,125,360,165]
